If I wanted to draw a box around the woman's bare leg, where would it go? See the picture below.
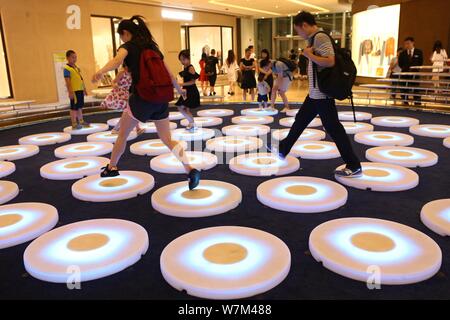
[177,105,194,126]
[250,88,255,101]
[109,112,138,167]
[242,88,247,101]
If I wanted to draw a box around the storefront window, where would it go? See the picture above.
[275,17,291,37]
[256,19,272,53]
[0,16,12,99]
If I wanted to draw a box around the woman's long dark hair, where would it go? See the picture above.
[226,50,235,66]
[432,40,443,54]
[261,49,270,61]
[118,15,161,54]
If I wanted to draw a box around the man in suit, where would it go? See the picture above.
[398,37,424,105]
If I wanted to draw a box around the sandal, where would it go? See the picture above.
[100,165,120,178]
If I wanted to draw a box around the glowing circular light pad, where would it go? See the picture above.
[169,111,184,121]
[160,226,291,299]
[257,176,347,213]
[309,217,442,284]
[354,131,414,146]
[106,117,121,127]
[289,141,340,159]
[150,152,218,174]
[63,123,109,135]
[0,181,19,204]
[181,117,222,127]
[23,219,148,283]
[40,157,110,180]
[286,109,299,117]
[241,108,278,116]
[338,111,372,121]
[222,124,270,137]
[444,137,450,148]
[271,128,325,141]
[138,121,177,133]
[171,128,215,141]
[0,202,58,249]
[230,153,299,176]
[231,116,273,125]
[206,136,263,153]
[409,124,450,138]
[151,180,242,217]
[87,130,137,143]
[371,116,419,128]
[72,171,154,202]
[197,109,234,117]
[0,145,39,161]
[279,117,322,128]
[421,199,450,236]
[0,161,15,178]
[335,162,419,192]
[341,122,374,134]
[19,132,71,146]
[130,139,188,156]
[366,146,438,168]
[54,142,113,158]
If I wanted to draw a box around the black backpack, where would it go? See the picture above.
[204,57,216,76]
[278,57,298,73]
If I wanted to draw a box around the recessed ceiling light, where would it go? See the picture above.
[209,0,281,16]
[288,0,329,13]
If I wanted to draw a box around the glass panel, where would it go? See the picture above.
[221,27,233,65]
[256,18,272,54]
[91,17,115,86]
[188,26,221,73]
[180,27,186,50]
[275,39,290,59]
[275,17,291,37]
[0,18,11,98]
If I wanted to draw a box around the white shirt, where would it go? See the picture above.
[431,49,448,72]
[257,81,270,95]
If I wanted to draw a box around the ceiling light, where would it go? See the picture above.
[161,8,193,21]
[288,0,330,13]
[209,0,281,16]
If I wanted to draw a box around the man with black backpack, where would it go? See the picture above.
[269,11,362,177]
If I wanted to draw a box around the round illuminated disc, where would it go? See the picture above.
[366,146,438,168]
[197,109,234,117]
[222,124,270,137]
[0,145,39,161]
[150,152,218,174]
[54,142,113,158]
[409,124,450,138]
[355,131,414,146]
[106,117,121,127]
[130,139,188,156]
[338,111,372,121]
[0,202,58,249]
[309,217,442,284]
[0,161,15,178]
[231,116,274,125]
[444,137,450,148]
[421,199,450,236]
[286,109,299,117]
[341,122,374,134]
[23,219,149,283]
[257,176,348,213]
[335,162,419,192]
[181,117,222,128]
[371,116,419,128]
[160,226,291,299]
[206,136,263,153]
[169,111,184,121]
[138,121,177,133]
[0,181,19,204]
[151,180,242,217]
[241,108,278,116]
[171,128,215,141]
[19,132,71,146]
[279,117,322,128]
[63,123,109,135]
[40,157,110,180]
[72,171,154,202]
[230,153,299,176]
[87,130,137,143]
[271,128,326,141]
[289,141,340,159]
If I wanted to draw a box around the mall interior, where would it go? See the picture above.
[0,0,449,300]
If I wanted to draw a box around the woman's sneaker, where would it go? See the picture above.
[334,167,362,178]
[100,165,120,178]
[188,169,201,190]
[266,144,286,160]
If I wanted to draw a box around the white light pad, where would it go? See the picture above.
[279,117,322,128]
[409,124,450,138]
[444,137,450,148]
[63,123,109,135]
[0,202,58,249]
[341,122,374,134]
[365,146,438,168]
[19,132,71,146]
[180,117,222,127]
[309,217,442,284]
[139,121,177,133]
[171,128,215,141]
[230,153,299,176]
[169,111,184,121]
[0,181,19,204]
[354,131,414,146]
[338,111,372,121]
[271,128,326,141]
[197,109,234,117]
[160,226,291,299]
[40,157,110,180]
[54,142,113,159]
[335,162,419,192]
[371,116,419,128]
[23,219,148,283]
[0,145,39,161]
[241,108,278,116]
[257,176,348,213]
[107,117,121,127]
[150,152,218,174]
[87,130,137,143]
[151,180,242,217]
[0,161,15,178]
[206,136,263,153]
[231,116,274,125]
[421,199,450,236]
[130,139,187,156]
[72,171,154,202]
[289,141,340,159]
[222,124,270,137]
[286,109,299,117]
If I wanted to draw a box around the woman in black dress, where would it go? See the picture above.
[240,47,257,101]
[175,50,200,132]
[257,49,273,99]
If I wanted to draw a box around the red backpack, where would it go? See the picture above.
[136,49,174,103]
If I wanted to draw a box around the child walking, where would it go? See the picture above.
[257,73,271,110]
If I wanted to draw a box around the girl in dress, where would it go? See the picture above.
[430,40,448,92]
[240,47,257,101]
[198,53,209,96]
[223,50,238,96]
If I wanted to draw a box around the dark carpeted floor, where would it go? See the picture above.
[0,104,449,300]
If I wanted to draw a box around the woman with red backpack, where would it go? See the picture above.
[92,15,201,190]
